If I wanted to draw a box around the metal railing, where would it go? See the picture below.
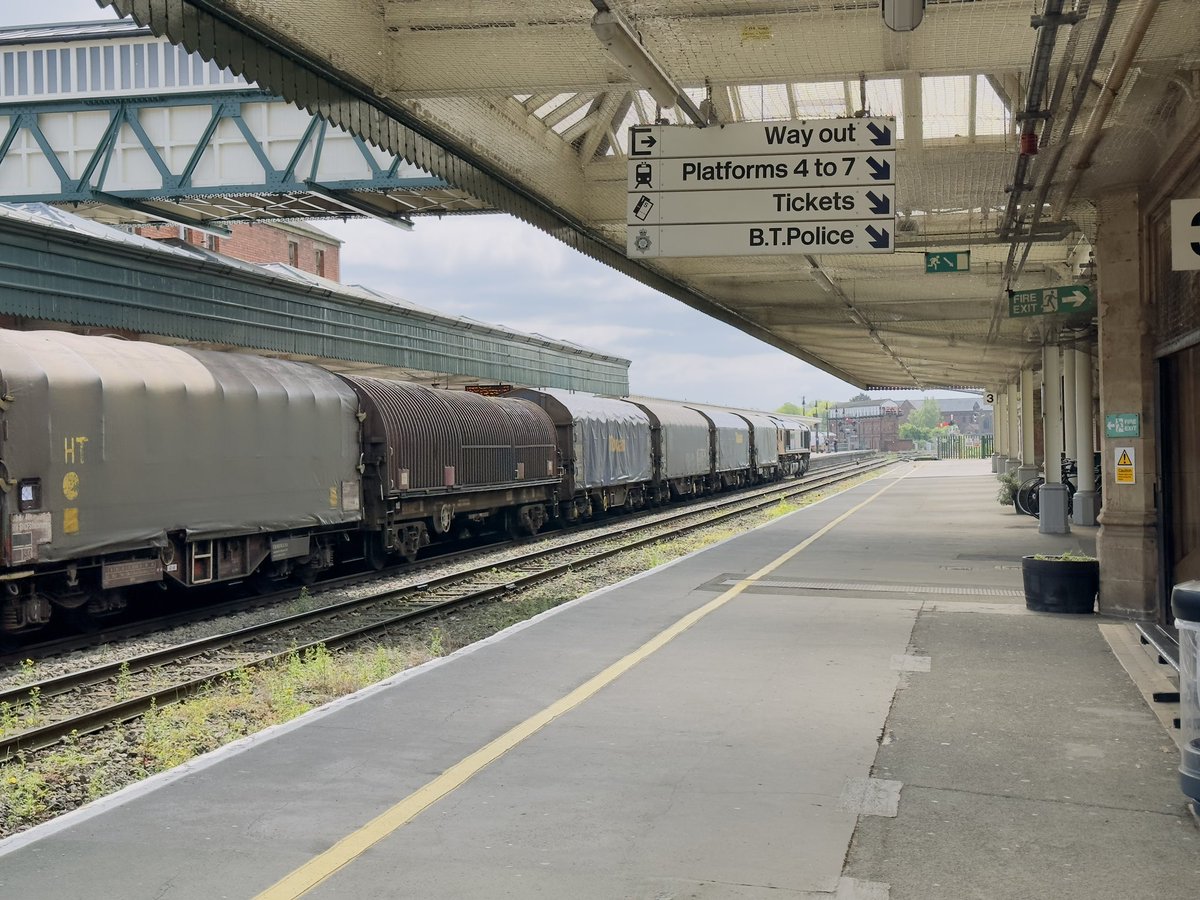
[934,434,994,459]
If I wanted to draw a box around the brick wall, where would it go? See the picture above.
[135,223,340,282]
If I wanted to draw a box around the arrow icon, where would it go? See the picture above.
[865,225,890,249]
[866,157,891,181]
[866,190,890,215]
[866,122,892,146]
[1192,210,1200,256]
[1061,290,1089,308]
[629,126,656,157]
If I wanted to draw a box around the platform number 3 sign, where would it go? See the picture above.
[1172,200,1200,271]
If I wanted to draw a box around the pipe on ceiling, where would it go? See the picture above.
[1053,0,1165,220]
[1009,0,1120,283]
[998,0,1072,243]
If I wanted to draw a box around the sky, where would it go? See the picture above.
[22,1,973,411]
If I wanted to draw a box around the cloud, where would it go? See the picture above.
[328,216,577,280]
[630,351,857,410]
[12,2,119,26]
[326,217,866,410]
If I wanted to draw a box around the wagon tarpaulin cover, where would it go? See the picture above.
[627,398,710,479]
[735,412,781,467]
[507,388,651,490]
[686,406,750,472]
[0,330,361,563]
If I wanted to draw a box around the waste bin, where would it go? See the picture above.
[1172,582,1200,804]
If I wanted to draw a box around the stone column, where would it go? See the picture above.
[1063,348,1078,463]
[1017,368,1039,482]
[1096,189,1157,619]
[995,387,1008,459]
[991,387,1004,472]
[1007,383,1021,474]
[1073,345,1099,526]
[1039,344,1070,533]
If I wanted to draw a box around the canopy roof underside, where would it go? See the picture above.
[102,0,1200,389]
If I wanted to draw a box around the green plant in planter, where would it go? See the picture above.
[996,471,1019,506]
[1033,549,1096,562]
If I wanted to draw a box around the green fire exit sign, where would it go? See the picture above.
[1105,413,1140,438]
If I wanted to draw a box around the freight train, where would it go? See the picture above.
[0,329,810,635]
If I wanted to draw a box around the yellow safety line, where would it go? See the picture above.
[255,466,912,899]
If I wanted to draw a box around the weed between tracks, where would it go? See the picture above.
[0,468,883,838]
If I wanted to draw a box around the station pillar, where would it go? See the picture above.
[1063,348,1078,462]
[1095,189,1157,619]
[992,386,1006,472]
[1039,344,1070,534]
[1072,345,1099,526]
[1006,383,1021,474]
[1017,367,1039,483]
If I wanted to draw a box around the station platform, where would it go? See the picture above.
[1,460,1197,899]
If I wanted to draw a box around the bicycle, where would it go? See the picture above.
[1015,456,1092,519]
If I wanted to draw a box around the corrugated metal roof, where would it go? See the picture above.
[937,399,990,413]
[0,202,630,394]
[262,266,620,362]
[0,19,146,45]
[0,203,199,260]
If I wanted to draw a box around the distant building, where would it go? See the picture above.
[935,398,993,435]
[134,221,342,281]
[826,398,915,451]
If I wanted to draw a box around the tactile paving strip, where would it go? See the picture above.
[710,575,1023,598]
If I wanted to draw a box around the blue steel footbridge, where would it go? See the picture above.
[0,20,487,232]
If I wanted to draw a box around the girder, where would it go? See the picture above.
[0,91,476,227]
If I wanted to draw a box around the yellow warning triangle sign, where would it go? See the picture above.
[1117,450,1133,466]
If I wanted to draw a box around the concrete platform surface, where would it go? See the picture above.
[0,459,1195,899]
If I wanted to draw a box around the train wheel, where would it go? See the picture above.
[432,504,455,536]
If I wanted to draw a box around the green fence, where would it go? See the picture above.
[935,434,994,459]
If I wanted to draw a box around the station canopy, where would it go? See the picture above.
[102,0,1200,389]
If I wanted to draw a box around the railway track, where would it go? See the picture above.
[0,455,892,761]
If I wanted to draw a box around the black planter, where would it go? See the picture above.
[1021,556,1099,613]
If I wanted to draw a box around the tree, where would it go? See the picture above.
[850,392,871,401]
[899,398,952,442]
[777,400,833,416]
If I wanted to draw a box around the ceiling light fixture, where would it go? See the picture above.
[590,7,705,126]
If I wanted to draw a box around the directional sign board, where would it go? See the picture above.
[628,185,892,225]
[1008,284,1095,318]
[925,251,970,273]
[629,119,896,158]
[1171,199,1200,271]
[626,117,896,259]
[628,153,894,192]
